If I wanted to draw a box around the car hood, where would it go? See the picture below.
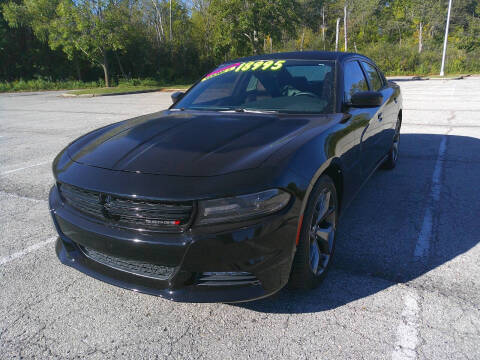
[67,110,328,177]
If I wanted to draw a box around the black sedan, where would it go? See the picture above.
[49,51,402,303]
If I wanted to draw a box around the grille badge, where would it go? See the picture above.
[101,195,114,219]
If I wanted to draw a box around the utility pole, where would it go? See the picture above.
[440,0,453,77]
[344,5,348,52]
[335,18,340,51]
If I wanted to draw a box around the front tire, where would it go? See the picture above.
[289,175,338,289]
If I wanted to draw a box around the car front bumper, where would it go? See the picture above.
[49,185,298,303]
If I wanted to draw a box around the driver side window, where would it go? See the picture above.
[344,61,368,103]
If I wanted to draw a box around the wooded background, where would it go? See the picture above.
[1,0,479,86]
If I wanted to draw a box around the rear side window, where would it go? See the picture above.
[343,61,368,103]
[361,62,383,91]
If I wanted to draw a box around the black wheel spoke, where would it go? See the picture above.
[309,187,336,276]
[315,190,331,224]
[315,225,334,253]
[309,239,320,274]
[315,226,330,241]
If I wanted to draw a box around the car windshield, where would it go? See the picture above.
[173,60,336,114]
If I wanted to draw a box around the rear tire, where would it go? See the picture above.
[382,119,401,170]
[288,175,338,289]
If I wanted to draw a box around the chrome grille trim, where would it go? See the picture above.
[80,245,175,280]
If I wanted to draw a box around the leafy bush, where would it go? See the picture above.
[117,78,161,87]
[363,42,480,76]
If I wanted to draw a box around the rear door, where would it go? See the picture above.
[360,61,396,160]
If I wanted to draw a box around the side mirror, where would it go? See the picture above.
[171,91,185,104]
[348,91,383,108]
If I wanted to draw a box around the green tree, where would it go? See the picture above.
[50,0,139,87]
[403,0,443,53]
[208,0,299,58]
[3,0,139,86]
[2,0,59,41]
[2,0,480,85]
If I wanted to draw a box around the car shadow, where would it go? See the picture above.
[234,133,480,313]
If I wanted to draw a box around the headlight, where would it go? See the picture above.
[196,189,291,225]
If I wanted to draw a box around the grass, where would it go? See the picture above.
[0,78,191,94]
[69,84,190,96]
[0,79,104,93]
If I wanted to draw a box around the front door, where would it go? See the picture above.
[360,61,395,163]
[343,60,381,179]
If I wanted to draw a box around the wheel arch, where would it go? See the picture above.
[297,158,345,225]
[294,158,344,246]
[323,163,344,214]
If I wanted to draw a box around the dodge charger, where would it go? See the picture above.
[49,51,402,302]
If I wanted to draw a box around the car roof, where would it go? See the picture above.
[228,51,372,63]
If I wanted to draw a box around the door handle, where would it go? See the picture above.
[378,113,383,121]
[394,97,398,104]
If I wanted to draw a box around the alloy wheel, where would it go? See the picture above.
[309,189,336,276]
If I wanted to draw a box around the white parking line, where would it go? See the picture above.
[392,291,420,360]
[0,190,47,203]
[0,236,56,266]
[392,135,448,359]
[414,136,447,257]
[1,161,50,175]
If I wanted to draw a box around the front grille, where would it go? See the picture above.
[59,183,194,232]
[198,272,260,286]
[80,245,175,280]
[59,183,104,218]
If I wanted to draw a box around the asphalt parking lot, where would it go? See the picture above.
[1,78,479,359]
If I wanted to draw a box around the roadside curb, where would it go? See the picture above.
[61,87,187,98]
[423,74,470,80]
[61,93,93,98]
[387,74,471,82]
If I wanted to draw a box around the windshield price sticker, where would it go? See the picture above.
[202,60,286,82]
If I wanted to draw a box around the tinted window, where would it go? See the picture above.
[192,73,237,104]
[286,65,330,81]
[343,61,368,102]
[362,62,383,91]
[173,60,336,114]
